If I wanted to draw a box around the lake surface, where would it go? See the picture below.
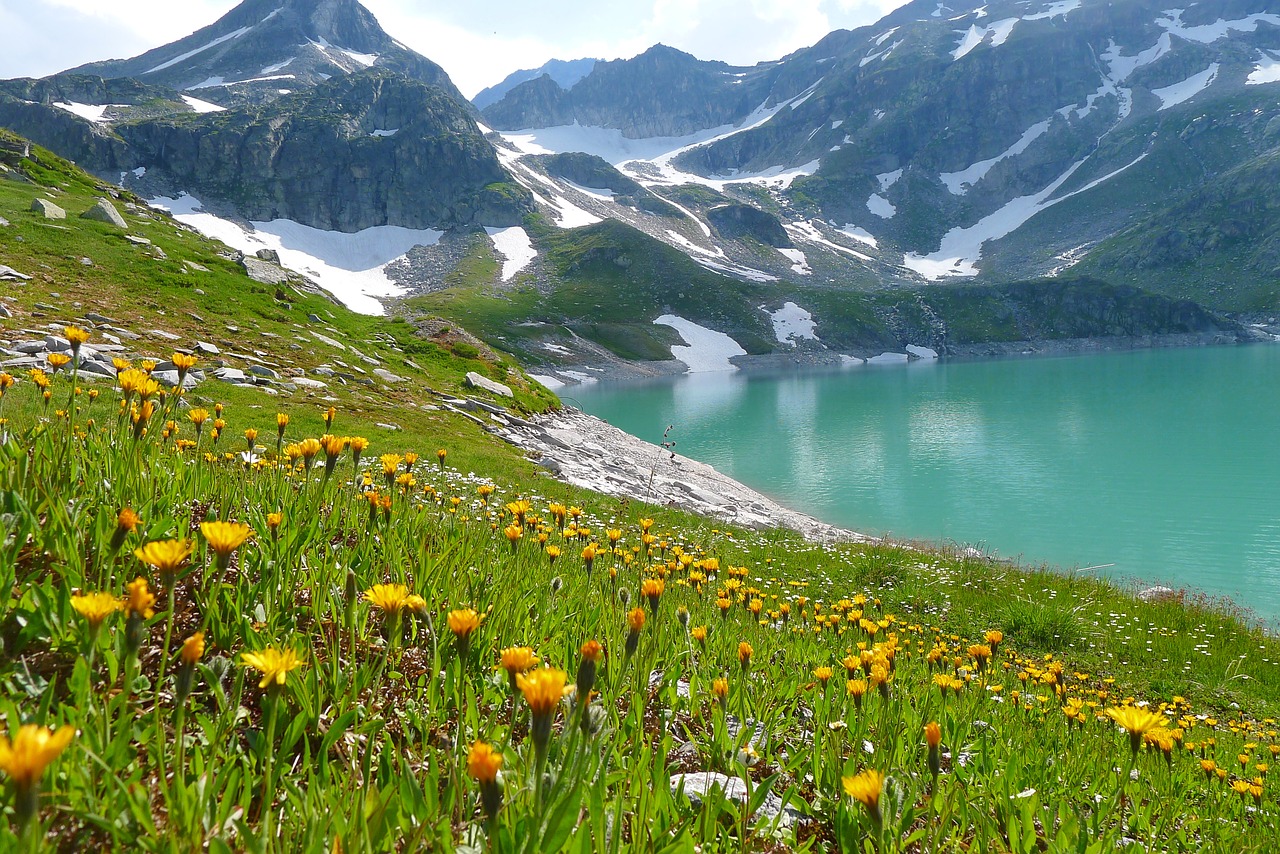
[570,345,1280,620]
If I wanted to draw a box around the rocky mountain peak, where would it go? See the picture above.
[65,0,467,109]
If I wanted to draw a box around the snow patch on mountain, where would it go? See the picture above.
[787,221,872,261]
[653,315,747,372]
[1025,0,1080,21]
[52,102,121,123]
[867,194,896,218]
[1156,9,1280,44]
[953,19,1019,61]
[837,225,878,248]
[767,302,819,345]
[1152,63,1218,109]
[1248,54,1280,84]
[940,119,1050,194]
[877,169,903,191]
[181,95,226,113]
[778,248,812,276]
[485,226,537,281]
[147,25,253,75]
[903,152,1148,280]
[149,193,442,315]
[260,57,294,75]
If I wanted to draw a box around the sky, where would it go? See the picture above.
[0,0,912,98]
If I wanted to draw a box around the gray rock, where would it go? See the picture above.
[240,257,291,285]
[292,377,328,389]
[79,258,93,266]
[374,368,406,383]
[81,199,127,229]
[194,341,220,356]
[182,261,210,273]
[0,265,31,281]
[124,235,152,246]
[14,340,46,354]
[376,422,401,431]
[44,335,69,351]
[465,371,513,398]
[312,366,335,376]
[153,369,199,389]
[0,303,10,318]
[307,314,324,323]
[30,198,65,219]
[85,312,115,324]
[311,332,345,350]
[149,329,181,342]
[248,365,279,379]
[669,773,802,827]
[213,367,247,382]
[79,361,117,377]
[255,248,281,264]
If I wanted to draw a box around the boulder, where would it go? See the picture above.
[669,772,802,827]
[373,368,406,384]
[0,265,31,281]
[213,367,247,383]
[240,257,291,285]
[30,198,66,219]
[194,340,221,356]
[465,371,513,398]
[255,248,281,264]
[81,199,128,229]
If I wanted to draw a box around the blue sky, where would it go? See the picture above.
[0,0,910,96]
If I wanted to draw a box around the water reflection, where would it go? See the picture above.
[573,346,1280,616]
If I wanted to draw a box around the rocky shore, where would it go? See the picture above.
[488,407,868,544]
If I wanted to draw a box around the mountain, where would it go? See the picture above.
[481,0,1280,312]
[472,58,598,110]
[68,0,467,109]
[0,0,529,234]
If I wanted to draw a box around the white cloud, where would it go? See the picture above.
[0,0,911,98]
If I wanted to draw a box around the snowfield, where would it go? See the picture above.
[149,193,443,315]
[653,315,747,373]
[767,302,819,345]
[485,226,537,281]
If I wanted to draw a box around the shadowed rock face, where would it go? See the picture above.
[706,204,791,248]
[116,71,530,231]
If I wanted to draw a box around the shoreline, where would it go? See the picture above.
[486,407,870,544]
[542,328,1268,387]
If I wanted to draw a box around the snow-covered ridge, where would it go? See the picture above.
[52,102,123,123]
[940,119,1049,195]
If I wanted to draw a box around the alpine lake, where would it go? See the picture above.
[570,344,1280,623]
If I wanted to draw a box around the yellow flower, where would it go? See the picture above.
[813,666,833,685]
[499,646,539,682]
[380,453,403,478]
[297,438,321,466]
[924,721,942,748]
[276,412,290,435]
[1105,706,1168,754]
[627,606,646,633]
[266,512,283,532]
[0,724,75,787]
[404,595,427,614]
[171,352,198,372]
[240,646,304,689]
[467,740,503,783]
[71,592,122,629]
[517,667,569,717]
[448,608,482,637]
[124,577,156,619]
[842,769,884,818]
[365,583,410,614]
[690,625,708,646]
[738,641,753,669]
[134,539,193,578]
[641,577,664,612]
[180,632,206,665]
[47,353,71,371]
[712,677,729,702]
[201,521,253,564]
[64,326,91,348]
[188,408,210,428]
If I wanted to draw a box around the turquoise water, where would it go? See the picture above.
[569,345,1280,619]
